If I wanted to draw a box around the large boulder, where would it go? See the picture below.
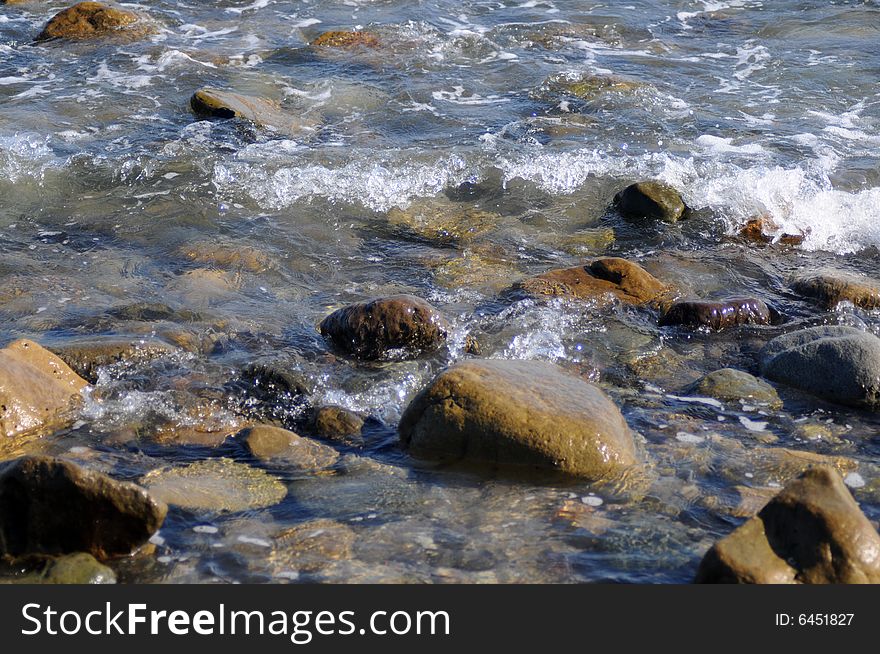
[613,181,686,222]
[0,456,166,559]
[0,339,89,440]
[35,2,142,41]
[660,297,773,330]
[696,467,880,583]
[759,326,880,408]
[319,295,449,360]
[792,272,880,310]
[190,87,318,136]
[399,359,640,479]
[516,257,668,307]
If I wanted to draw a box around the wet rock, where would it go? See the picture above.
[696,467,880,583]
[178,242,274,274]
[107,302,202,323]
[516,257,668,307]
[386,202,500,247]
[0,455,166,559]
[791,272,880,310]
[399,359,640,479]
[689,368,782,408]
[540,72,645,108]
[269,519,356,574]
[319,295,449,360]
[430,250,521,293]
[35,2,143,42]
[229,363,311,425]
[190,87,318,136]
[235,425,339,471]
[40,552,116,584]
[660,297,772,330]
[759,325,880,408]
[311,30,380,48]
[0,339,89,440]
[142,458,287,513]
[51,337,176,384]
[310,406,364,444]
[738,216,805,246]
[613,181,686,222]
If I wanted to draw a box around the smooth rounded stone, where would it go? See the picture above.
[613,181,686,222]
[35,2,143,42]
[696,467,880,583]
[689,368,782,408]
[310,405,365,445]
[0,455,166,559]
[759,325,880,408]
[190,87,318,136]
[269,519,356,575]
[386,202,500,247]
[142,458,287,512]
[311,30,380,48]
[0,339,89,440]
[50,337,177,384]
[516,257,668,307]
[399,359,640,479]
[428,250,522,294]
[659,297,772,330]
[40,552,116,584]
[791,272,880,310]
[235,425,339,471]
[319,295,449,360]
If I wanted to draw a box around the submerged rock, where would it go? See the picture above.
[51,337,176,384]
[516,257,668,306]
[319,295,449,360]
[0,339,89,440]
[759,326,880,408]
[311,30,380,48]
[792,272,880,310]
[40,552,116,584]
[399,359,640,479]
[235,425,339,471]
[386,202,500,247]
[613,181,686,222]
[141,458,287,512]
[660,297,772,330]
[35,2,143,42]
[269,519,356,574]
[0,455,166,559]
[690,368,782,409]
[190,87,317,136]
[696,467,880,583]
[310,405,364,445]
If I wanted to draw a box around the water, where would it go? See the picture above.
[2,0,880,583]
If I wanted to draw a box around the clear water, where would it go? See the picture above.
[2,0,880,583]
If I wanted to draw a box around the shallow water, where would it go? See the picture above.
[2,0,880,583]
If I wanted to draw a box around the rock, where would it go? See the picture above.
[310,406,364,444]
[0,339,89,440]
[791,272,880,310]
[141,458,287,512]
[190,87,317,136]
[269,519,356,574]
[35,2,143,42]
[0,455,166,559]
[516,257,668,306]
[228,363,311,425]
[40,552,116,584]
[311,30,380,48]
[386,202,499,247]
[50,337,176,384]
[696,467,880,583]
[399,359,640,479]
[613,181,686,222]
[738,216,805,246]
[107,302,202,323]
[235,425,339,471]
[759,326,880,408]
[540,72,645,105]
[690,368,782,408]
[319,295,449,360]
[430,250,521,293]
[178,242,274,273]
[660,297,772,330]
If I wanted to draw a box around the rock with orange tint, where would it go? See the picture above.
[35,2,144,42]
[311,30,380,48]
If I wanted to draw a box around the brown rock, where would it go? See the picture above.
[0,339,89,440]
[311,31,380,48]
[190,87,318,136]
[35,2,141,42]
[613,181,686,222]
[51,337,176,384]
[399,359,640,479]
[236,425,339,471]
[311,406,364,444]
[738,216,805,246]
[696,467,880,583]
[792,272,880,310]
[319,295,449,360]
[516,257,668,306]
[270,519,356,574]
[659,297,772,330]
[0,455,166,559]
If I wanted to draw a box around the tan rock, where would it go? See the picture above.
[311,31,380,48]
[269,519,356,574]
[190,87,318,136]
[236,425,339,471]
[35,2,143,42]
[792,272,880,310]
